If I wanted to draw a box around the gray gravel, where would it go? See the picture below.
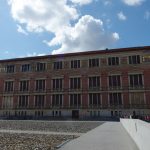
[0,133,75,150]
[0,120,104,133]
[0,120,104,150]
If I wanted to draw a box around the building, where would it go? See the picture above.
[0,46,150,119]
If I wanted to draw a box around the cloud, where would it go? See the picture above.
[122,0,145,6]
[27,52,46,57]
[144,11,150,20]
[117,12,127,21]
[17,24,28,35]
[103,0,112,6]
[8,0,78,33]
[48,15,119,54]
[70,0,93,5]
[8,0,119,55]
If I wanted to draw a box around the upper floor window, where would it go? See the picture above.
[21,64,30,72]
[36,79,45,91]
[36,63,46,71]
[129,55,140,64]
[5,81,14,92]
[109,93,122,105]
[52,78,63,90]
[70,77,81,89]
[35,95,45,107]
[2,96,13,109]
[6,65,15,73]
[109,75,121,88]
[70,94,81,107]
[129,74,143,87]
[89,58,99,67]
[52,94,63,107]
[89,93,101,106]
[130,92,145,105]
[108,57,119,66]
[18,95,29,108]
[89,76,100,89]
[53,61,63,70]
[20,80,29,91]
[71,60,80,68]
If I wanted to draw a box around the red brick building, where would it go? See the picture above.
[0,46,150,119]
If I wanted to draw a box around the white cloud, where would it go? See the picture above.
[122,0,145,6]
[117,12,127,21]
[17,24,28,35]
[103,0,112,6]
[70,0,93,5]
[8,0,119,55]
[27,52,46,57]
[8,0,78,33]
[144,11,150,20]
[49,15,119,54]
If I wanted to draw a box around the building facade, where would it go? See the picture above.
[0,46,150,119]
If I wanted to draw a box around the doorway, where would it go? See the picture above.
[72,110,79,119]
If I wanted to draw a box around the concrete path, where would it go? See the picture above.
[59,122,139,150]
[0,129,83,136]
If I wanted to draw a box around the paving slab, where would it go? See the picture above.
[59,122,139,150]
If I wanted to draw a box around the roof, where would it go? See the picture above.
[0,46,150,63]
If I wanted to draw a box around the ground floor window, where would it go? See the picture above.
[35,111,43,117]
[52,110,61,117]
[90,110,100,117]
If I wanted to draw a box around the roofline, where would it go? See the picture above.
[0,46,150,63]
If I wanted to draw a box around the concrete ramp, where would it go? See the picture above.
[59,122,139,150]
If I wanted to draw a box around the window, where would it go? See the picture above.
[71,60,80,68]
[108,57,119,66]
[89,93,101,106]
[129,55,140,64]
[6,65,15,73]
[35,95,45,107]
[89,76,100,89]
[130,92,145,105]
[21,64,30,72]
[36,79,45,91]
[18,95,28,108]
[36,63,46,71]
[109,75,121,88]
[5,81,14,92]
[70,94,81,107]
[53,61,63,70]
[35,111,43,117]
[20,80,29,91]
[52,78,63,90]
[129,74,143,87]
[109,93,122,105]
[52,94,63,107]
[89,58,99,67]
[70,77,81,89]
[2,96,13,108]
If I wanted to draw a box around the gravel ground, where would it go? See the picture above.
[0,133,75,150]
[0,120,104,150]
[0,120,104,133]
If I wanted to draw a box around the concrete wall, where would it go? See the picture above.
[120,118,150,150]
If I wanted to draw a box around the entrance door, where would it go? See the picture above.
[72,110,79,119]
